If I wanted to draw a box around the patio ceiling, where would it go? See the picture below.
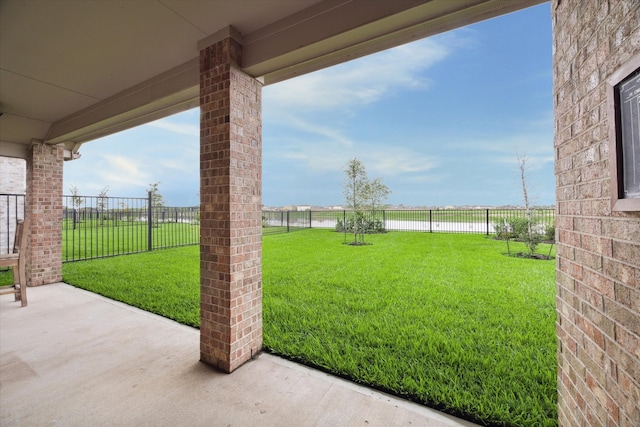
[0,0,545,159]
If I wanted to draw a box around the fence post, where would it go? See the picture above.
[382,210,386,231]
[429,209,432,233]
[147,191,153,252]
[486,209,490,236]
[309,210,312,228]
[287,211,290,232]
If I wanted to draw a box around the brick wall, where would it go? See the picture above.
[0,157,26,255]
[0,157,26,194]
[199,37,263,373]
[25,144,63,286]
[553,0,640,425]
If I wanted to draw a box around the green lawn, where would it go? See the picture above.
[62,230,557,426]
[0,269,14,286]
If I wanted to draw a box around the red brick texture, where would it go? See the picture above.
[199,37,263,373]
[25,143,63,286]
[553,1,640,426]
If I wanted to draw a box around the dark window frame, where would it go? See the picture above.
[607,52,640,212]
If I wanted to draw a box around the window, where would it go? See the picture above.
[608,53,640,211]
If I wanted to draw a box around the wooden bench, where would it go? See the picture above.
[0,219,28,306]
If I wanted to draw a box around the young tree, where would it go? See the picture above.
[69,184,84,210]
[343,158,368,244]
[147,182,165,228]
[365,177,391,215]
[147,182,166,208]
[97,185,109,224]
[517,154,542,256]
[118,200,128,223]
[69,184,84,228]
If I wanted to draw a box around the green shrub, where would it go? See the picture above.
[494,217,530,239]
[493,218,511,239]
[544,224,555,242]
[336,214,385,234]
[496,216,552,256]
[509,217,531,238]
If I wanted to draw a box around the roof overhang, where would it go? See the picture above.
[0,0,546,159]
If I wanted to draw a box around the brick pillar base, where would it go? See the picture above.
[199,36,263,373]
[25,143,63,286]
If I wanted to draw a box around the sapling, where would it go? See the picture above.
[517,154,542,256]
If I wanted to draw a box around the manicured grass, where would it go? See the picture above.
[62,230,557,426]
[0,269,14,286]
[63,246,200,326]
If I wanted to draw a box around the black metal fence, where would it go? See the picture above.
[263,208,555,236]
[1,194,26,255]
[1,192,555,263]
[63,193,199,262]
[262,210,313,235]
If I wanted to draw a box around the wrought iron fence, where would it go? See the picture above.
[263,208,555,236]
[63,193,199,262]
[3,191,555,262]
[262,210,312,235]
[1,194,26,255]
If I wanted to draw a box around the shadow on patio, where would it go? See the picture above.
[1,283,478,426]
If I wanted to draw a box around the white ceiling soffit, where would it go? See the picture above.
[0,0,546,157]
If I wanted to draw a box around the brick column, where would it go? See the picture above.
[199,36,263,373]
[25,143,63,286]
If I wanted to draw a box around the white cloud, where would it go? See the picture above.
[277,115,355,147]
[404,174,445,184]
[362,148,438,176]
[156,158,194,174]
[272,135,438,180]
[147,113,200,138]
[277,138,348,172]
[147,118,199,137]
[447,119,554,168]
[97,154,150,187]
[264,34,463,113]
[263,33,464,188]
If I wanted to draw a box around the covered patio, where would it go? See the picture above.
[1,0,639,425]
[0,283,477,426]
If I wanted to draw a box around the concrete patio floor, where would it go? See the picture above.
[1,283,479,427]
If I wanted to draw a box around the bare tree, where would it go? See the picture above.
[517,154,541,256]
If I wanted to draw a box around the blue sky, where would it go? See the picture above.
[64,3,553,208]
